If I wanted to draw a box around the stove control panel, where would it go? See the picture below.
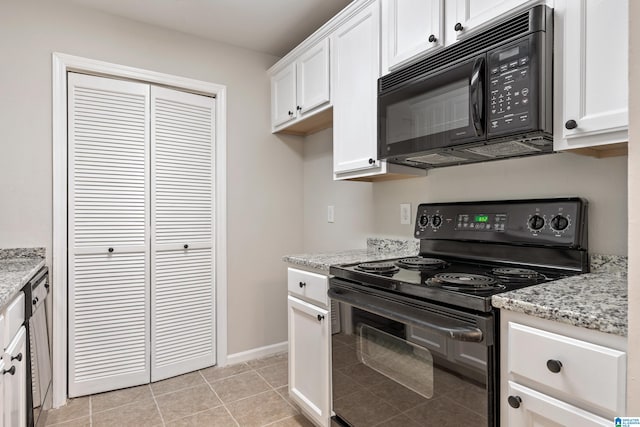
[414,198,587,248]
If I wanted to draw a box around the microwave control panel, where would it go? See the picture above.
[487,39,535,133]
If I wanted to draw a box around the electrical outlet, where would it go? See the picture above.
[328,205,335,223]
[400,203,411,225]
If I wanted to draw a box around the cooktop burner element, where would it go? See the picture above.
[429,273,505,292]
[492,267,542,281]
[355,262,400,275]
[396,257,448,270]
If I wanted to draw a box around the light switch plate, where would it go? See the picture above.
[328,205,335,223]
[400,203,411,225]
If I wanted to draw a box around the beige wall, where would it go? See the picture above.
[627,0,639,413]
[303,132,628,255]
[0,1,304,354]
[303,129,373,252]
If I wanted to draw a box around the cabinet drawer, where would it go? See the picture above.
[4,292,25,345]
[288,268,328,307]
[508,322,626,416]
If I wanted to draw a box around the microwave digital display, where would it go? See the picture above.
[499,46,520,61]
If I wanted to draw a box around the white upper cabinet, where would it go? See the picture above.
[381,0,443,73]
[554,0,629,153]
[270,39,331,133]
[271,63,297,128]
[332,1,381,175]
[450,0,531,42]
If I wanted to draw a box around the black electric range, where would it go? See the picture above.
[330,197,590,313]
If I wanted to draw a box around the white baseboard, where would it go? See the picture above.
[224,341,288,366]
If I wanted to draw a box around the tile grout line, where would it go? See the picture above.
[89,395,93,426]
[149,383,167,426]
[199,370,241,427]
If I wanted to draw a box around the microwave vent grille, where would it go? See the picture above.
[380,10,533,93]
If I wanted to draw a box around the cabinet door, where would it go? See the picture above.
[332,1,381,174]
[450,0,530,42]
[4,327,27,427]
[151,86,216,382]
[288,296,330,427]
[68,72,150,397]
[296,39,330,115]
[382,0,443,72]
[271,63,297,127]
[505,382,611,427]
[557,0,628,149]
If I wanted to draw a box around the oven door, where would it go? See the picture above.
[328,280,495,427]
[378,54,486,161]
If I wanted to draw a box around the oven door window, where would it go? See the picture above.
[379,54,486,159]
[332,305,490,427]
[357,324,433,399]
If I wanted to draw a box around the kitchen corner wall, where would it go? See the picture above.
[303,133,628,256]
[0,0,304,355]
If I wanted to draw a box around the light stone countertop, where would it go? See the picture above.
[0,248,46,309]
[282,238,419,272]
[492,255,628,336]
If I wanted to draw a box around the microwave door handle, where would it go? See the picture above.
[328,287,483,342]
[470,57,485,136]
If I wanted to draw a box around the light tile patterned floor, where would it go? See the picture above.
[45,353,314,427]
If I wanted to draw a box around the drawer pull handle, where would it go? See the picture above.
[317,314,325,322]
[299,281,306,288]
[3,366,16,376]
[546,359,563,373]
[507,395,522,409]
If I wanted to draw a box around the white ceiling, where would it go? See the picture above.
[64,0,353,57]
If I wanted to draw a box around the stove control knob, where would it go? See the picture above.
[528,215,545,231]
[550,215,569,231]
[431,215,442,228]
[418,214,430,228]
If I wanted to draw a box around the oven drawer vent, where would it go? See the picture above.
[379,6,545,94]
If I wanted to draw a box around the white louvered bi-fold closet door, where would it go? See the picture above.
[68,73,150,397]
[150,86,216,381]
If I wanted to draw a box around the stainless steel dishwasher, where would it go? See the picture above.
[25,267,52,427]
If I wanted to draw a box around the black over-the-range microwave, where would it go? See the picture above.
[378,5,553,169]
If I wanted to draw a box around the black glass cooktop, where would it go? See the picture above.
[330,255,573,312]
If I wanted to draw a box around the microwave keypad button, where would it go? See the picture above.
[521,88,529,96]
[519,57,528,65]
[509,61,519,68]
[491,67,499,75]
[500,64,508,72]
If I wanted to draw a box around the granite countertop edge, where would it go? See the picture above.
[0,248,46,309]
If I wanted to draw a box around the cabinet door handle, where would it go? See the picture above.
[33,297,39,306]
[3,366,16,376]
[288,110,294,116]
[299,281,306,288]
[546,359,563,373]
[454,22,464,32]
[296,106,302,111]
[368,158,375,165]
[11,353,22,362]
[317,314,325,322]
[507,395,522,409]
[565,119,578,130]
[428,34,437,43]
[108,247,114,253]
[184,244,189,249]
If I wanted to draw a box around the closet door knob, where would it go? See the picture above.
[454,22,464,31]
[184,244,189,249]
[108,247,114,253]
[428,34,437,43]
[565,120,578,130]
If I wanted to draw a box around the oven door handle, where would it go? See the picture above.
[328,287,483,342]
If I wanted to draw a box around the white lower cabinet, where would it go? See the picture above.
[287,268,331,427]
[1,291,28,427]
[500,310,627,426]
